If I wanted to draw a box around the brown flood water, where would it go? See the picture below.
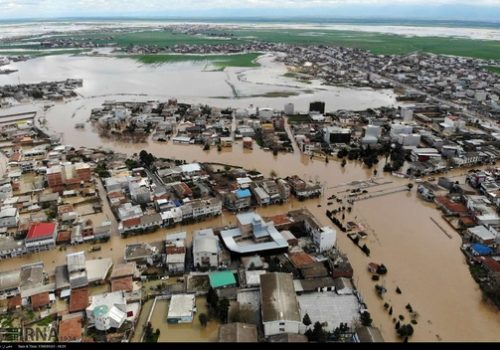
[148,297,219,342]
[1,96,499,341]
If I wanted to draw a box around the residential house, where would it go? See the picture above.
[193,229,219,270]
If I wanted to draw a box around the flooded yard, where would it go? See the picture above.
[148,297,219,342]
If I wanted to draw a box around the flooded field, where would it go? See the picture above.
[0,53,397,112]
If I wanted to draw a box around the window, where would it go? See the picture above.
[279,322,285,326]
[279,328,285,332]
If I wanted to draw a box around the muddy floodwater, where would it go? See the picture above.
[0,54,499,342]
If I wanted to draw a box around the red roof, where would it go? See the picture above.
[69,288,89,313]
[111,276,133,292]
[27,222,57,241]
[31,292,50,309]
[483,258,500,273]
[289,252,315,268]
[59,316,83,342]
[123,217,141,228]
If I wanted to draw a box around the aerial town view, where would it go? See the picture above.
[0,0,500,344]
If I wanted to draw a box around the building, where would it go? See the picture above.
[0,207,19,228]
[124,242,164,266]
[86,291,128,331]
[46,162,91,192]
[309,101,325,114]
[260,273,301,337]
[165,232,186,274]
[209,271,237,290]
[220,212,288,256]
[167,294,196,324]
[323,126,351,144]
[193,229,219,269]
[355,326,385,342]
[58,314,83,342]
[25,222,58,252]
[312,226,336,253]
[67,252,88,289]
[218,323,258,342]
[225,189,252,212]
[110,263,136,293]
[298,291,359,333]
[283,103,295,116]
[0,269,20,299]
[466,225,497,245]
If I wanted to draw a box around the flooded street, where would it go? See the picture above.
[0,53,499,342]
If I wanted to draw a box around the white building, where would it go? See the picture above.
[401,108,414,122]
[193,229,219,269]
[0,183,13,201]
[284,103,294,115]
[165,232,187,274]
[167,294,196,324]
[117,203,143,221]
[397,133,421,147]
[86,291,127,331]
[0,207,19,228]
[260,273,301,337]
[312,226,337,253]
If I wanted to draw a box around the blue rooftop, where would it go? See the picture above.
[236,189,251,199]
[471,243,492,256]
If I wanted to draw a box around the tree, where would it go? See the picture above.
[397,324,414,338]
[207,287,218,309]
[217,298,230,323]
[309,321,328,343]
[360,311,373,327]
[199,313,208,328]
[303,313,312,327]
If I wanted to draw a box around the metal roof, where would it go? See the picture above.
[209,271,237,289]
[260,273,300,323]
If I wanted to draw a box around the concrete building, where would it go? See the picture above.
[193,229,219,269]
[260,272,301,337]
[284,103,294,116]
[86,291,127,331]
[220,212,288,255]
[66,252,88,289]
[165,232,186,274]
[46,162,91,192]
[312,226,337,253]
[219,323,258,342]
[25,222,58,252]
[323,126,351,144]
[167,294,196,323]
[0,207,19,228]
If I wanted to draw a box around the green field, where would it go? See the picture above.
[231,28,500,61]
[2,27,500,61]
[131,52,261,68]
[485,66,500,75]
[0,49,86,57]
